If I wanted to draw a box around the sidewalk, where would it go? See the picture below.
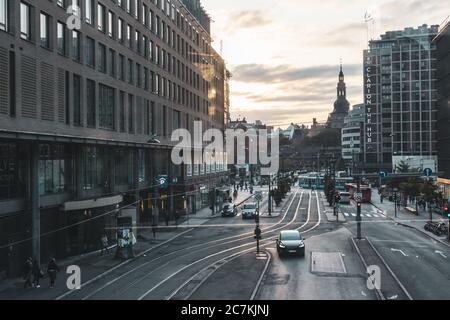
[0,188,253,299]
[319,191,346,222]
[370,189,449,246]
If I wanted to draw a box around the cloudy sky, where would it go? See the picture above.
[202,0,448,128]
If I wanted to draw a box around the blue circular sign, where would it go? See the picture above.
[379,171,388,178]
[423,168,433,177]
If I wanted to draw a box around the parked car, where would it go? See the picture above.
[338,192,351,204]
[221,203,237,217]
[242,203,257,219]
[276,230,305,257]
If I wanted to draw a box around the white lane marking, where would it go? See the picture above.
[365,213,372,218]
[139,191,304,300]
[435,250,448,258]
[390,248,408,257]
[351,213,356,217]
[372,214,379,218]
[343,213,349,217]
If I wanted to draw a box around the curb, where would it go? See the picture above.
[250,250,271,300]
[370,202,450,248]
[350,237,385,301]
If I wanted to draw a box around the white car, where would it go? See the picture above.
[339,192,351,204]
[242,203,257,219]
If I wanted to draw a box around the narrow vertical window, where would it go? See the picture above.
[86,79,96,128]
[20,2,30,40]
[0,0,8,31]
[40,13,50,48]
[72,30,81,62]
[57,22,66,55]
[73,74,82,126]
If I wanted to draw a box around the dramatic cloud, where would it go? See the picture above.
[204,0,448,126]
[229,10,273,29]
[231,64,362,84]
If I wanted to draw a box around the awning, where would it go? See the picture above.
[63,195,123,211]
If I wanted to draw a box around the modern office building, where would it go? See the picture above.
[362,25,439,173]
[435,19,450,177]
[341,104,364,171]
[0,0,229,278]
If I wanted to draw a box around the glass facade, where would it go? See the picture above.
[38,144,67,195]
[0,143,26,200]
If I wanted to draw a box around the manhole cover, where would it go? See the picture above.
[311,252,347,274]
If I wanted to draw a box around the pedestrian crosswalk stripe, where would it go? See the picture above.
[343,213,349,217]
[365,214,372,217]
[372,214,379,218]
[351,213,356,217]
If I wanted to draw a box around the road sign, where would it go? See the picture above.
[254,191,263,201]
[379,171,388,178]
[155,175,169,189]
[424,168,433,177]
[355,193,362,202]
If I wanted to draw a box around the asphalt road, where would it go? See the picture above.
[5,186,448,300]
[59,188,314,300]
[343,200,450,299]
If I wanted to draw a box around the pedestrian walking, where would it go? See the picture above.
[101,233,109,254]
[23,257,32,288]
[47,258,60,288]
[31,259,42,288]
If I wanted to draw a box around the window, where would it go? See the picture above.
[73,74,82,126]
[118,18,123,42]
[98,43,106,72]
[135,30,140,53]
[99,84,115,130]
[81,146,106,190]
[57,22,66,55]
[85,0,94,25]
[40,13,50,48]
[128,94,134,133]
[38,145,66,195]
[108,49,116,77]
[119,91,125,132]
[86,36,95,67]
[142,3,148,26]
[20,2,31,40]
[126,0,131,13]
[0,0,8,31]
[86,79,96,127]
[98,3,105,32]
[108,11,114,38]
[127,24,132,47]
[119,54,125,80]
[134,0,138,19]
[72,30,81,62]
[57,0,66,8]
[149,40,153,60]
[127,58,133,84]
[136,63,141,87]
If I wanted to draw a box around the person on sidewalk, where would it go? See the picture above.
[47,258,60,288]
[152,224,157,239]
[31,259,41,288]
[23,257,33,288]
[101,233,109,254]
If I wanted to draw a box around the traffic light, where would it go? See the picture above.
[444,207,449,218]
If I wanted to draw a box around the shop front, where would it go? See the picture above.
[62,195,123,256]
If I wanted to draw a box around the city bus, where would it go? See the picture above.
[344,183,372,203]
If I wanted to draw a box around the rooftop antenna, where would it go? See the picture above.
[364,10,375,43]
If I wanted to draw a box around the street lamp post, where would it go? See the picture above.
[356,176,362,239]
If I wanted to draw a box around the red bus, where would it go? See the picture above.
[344,184,372,203]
